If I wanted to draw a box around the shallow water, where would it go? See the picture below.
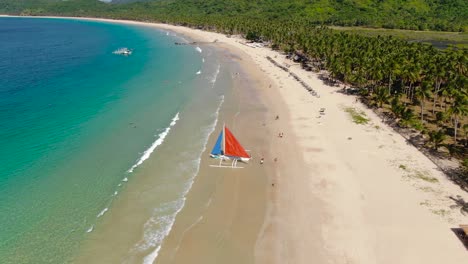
[0,17,225,263]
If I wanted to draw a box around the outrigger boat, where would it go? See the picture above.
[112,47,133,56]
[210,125,251,168]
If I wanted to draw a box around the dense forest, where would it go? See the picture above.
[0,0,467,31]
[0,0,467,178]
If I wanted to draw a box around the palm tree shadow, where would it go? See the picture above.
[450,195,468,249]
[318,73,339,87]
[449,196,468,214]
[450,228,468,250]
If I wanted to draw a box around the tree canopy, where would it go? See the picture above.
[0,0,467,32]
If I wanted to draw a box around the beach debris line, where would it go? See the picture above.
[266,56,320,98]
[210,124,251,168]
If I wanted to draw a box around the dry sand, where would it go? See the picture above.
[143,20,468,264]
[4,16,467,263]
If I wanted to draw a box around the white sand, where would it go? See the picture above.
[149,21,468,264]
[4,15,467,263]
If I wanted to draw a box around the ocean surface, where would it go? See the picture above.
[0,17,229,263]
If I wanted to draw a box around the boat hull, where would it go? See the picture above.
[210,154,250,163]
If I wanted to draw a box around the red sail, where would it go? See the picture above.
[224,127,250,158]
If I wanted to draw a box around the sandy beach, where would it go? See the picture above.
[136,20,468,264]
[4,15,467,263]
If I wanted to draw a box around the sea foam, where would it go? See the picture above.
[86,225,94,233]
[135,200,184,264]
[143,246,161,264]
[137,95,225,263]
[210,64,221,86]
[97,208,108,218]
[127,113,180,173]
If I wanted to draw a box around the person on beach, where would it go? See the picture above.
[260,158,264,164]
[275,115,279,120]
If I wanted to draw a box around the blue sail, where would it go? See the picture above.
[210,130,223,156]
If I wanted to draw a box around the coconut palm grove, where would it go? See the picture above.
[1,0,467,181]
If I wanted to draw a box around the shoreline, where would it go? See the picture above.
[2,15,467,263]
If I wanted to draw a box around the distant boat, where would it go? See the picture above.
[210,125,251,168]
[113,48,133,56]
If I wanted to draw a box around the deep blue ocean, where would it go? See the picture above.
[0,17,226,263]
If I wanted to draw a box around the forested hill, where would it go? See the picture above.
[0,0,467,32]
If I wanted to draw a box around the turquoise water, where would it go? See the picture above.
[0,18,225,263]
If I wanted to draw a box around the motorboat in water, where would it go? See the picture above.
[113,48,133,56]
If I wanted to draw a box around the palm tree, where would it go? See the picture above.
[462,124,468,147]
[448,94,468,142]
[415,80,432,122]
[400,108,414,127]
[391,97,405,118]
[373,87,390,108]
[428,129,446,150]
[431,55,447,114]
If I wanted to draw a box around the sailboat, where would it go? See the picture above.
[210,125,251,168]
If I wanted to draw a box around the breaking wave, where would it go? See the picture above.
[210,64,221,86]
[136,95,225,263]
[97,207,108,218]
[127,113,180,173]
[86,225,94,233]
[137,200,184,264]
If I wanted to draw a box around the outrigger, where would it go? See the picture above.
[210,125,251,168]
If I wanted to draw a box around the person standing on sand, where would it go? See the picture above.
[260,158,264,164]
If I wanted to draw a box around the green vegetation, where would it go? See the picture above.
[0,0,466,180]
[344,107,369,124]
[331,27,468,49]
[0,0,467,32]
[428,129,446,150]
[418,186,435,192]
[413,171,439,183]
[420,200,430,206]
[431,209,449,217]
[462,158,468,181]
